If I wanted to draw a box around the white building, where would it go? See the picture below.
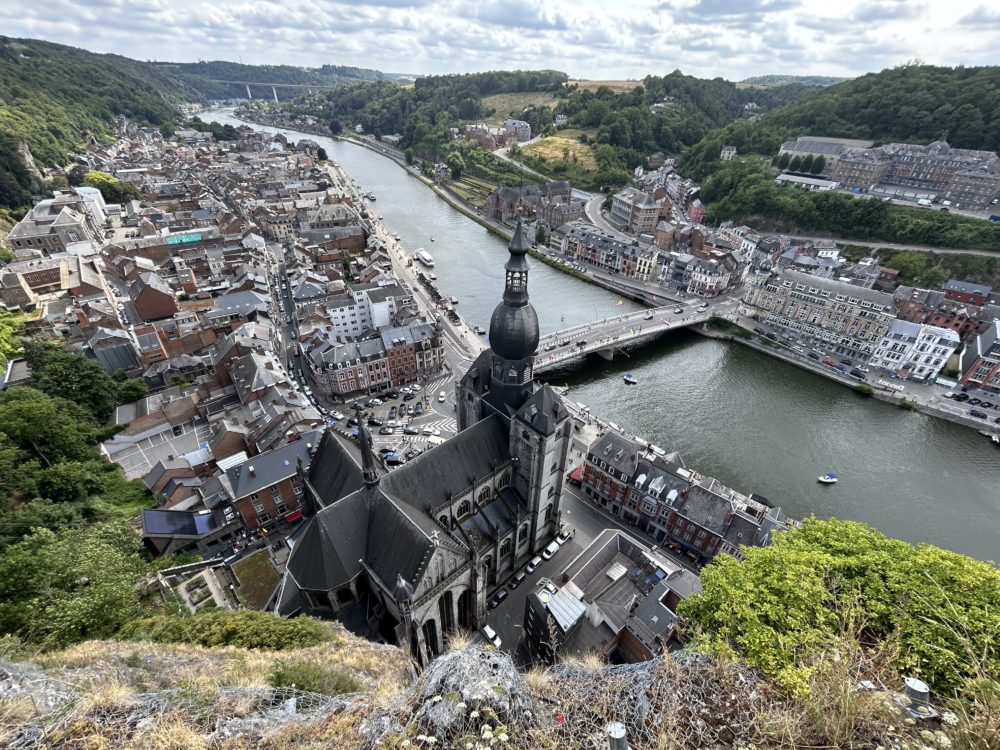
[503,119,531,142]
[869,320,960,381]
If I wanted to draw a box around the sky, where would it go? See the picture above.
[5,0,999,81]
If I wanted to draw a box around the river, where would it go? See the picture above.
[203,109,1000,561]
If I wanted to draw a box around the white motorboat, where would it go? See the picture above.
[817,473,839,484]
[623,373,638,385]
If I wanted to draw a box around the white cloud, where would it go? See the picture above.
[3,0,997,80]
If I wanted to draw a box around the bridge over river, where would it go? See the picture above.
[533,300,734,373]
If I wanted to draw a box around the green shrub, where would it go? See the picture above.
[118,610,335,650]
[267,658,362,696]
[853,384,875,397]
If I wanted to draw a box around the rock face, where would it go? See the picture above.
[362,646,538,748]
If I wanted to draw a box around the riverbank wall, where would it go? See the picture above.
[700,320,1000,437]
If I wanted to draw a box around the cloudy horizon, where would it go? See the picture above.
[5,0,999,81]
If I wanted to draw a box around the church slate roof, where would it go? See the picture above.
[309,430,365,507]
[381,414,510,516]
[515,384,568,437]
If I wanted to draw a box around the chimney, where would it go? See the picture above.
[248,465,256,476]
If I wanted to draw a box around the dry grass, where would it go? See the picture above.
[521,136,597,170]
[231,551,280,610]
[568,79,643,93]
[480,91,558,121]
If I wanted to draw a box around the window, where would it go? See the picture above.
[457,500,471,518]
[500,537,511,557]
[518,523,529,543]
[478,486,491,503]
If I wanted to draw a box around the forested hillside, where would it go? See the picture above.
[683,64,1000,180]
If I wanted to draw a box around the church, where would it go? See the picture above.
[276,219,572,666]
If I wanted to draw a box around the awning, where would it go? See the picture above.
[569,465,584,483]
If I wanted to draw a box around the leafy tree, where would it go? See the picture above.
[0,522,150,648]
[404,147,414,165]
[316,147,328,161]
[799,154,816,173]
[445,150,465,179]
[32,352,117,421]
[329,119,343,135]
[680,518,1000,695]
[776,152,791,170]
[83,171,142,205]
[788,155,803,172]
[811,154,826,174]
[535,225,547,244]
[116,378,149,404]
[0,387,98,466]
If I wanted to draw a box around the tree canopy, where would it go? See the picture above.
[680,518,1000,696]
[83,170,142,205]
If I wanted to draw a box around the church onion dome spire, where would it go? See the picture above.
[488,217,540,361]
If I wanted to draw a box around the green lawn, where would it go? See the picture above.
[231,550,280,610]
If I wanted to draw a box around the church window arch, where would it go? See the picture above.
[498,472,510,489]
[478,486,491,503]
[457,499,471,518]
[439,514,449,529]
[518,523,529,544]
[500,537,511,557]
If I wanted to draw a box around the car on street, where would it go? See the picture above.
[807,352,821,360]
[379,447,396,455]
[481,624,502,648]
[675,308,685,314]
[403,448,423,461]
[347,417,359,427]
[404,425,420,435]
[488,589,509,608]
[410,384,422,392]
[367,417,384,427]
[953,393,970,402]
[422,426,441,436]
[968,398,981,406]
[370,398,383,406]
[541,541,560,560]
[556,529,573,545]
[644,311,654,320]
[438,390,447,403]
[969,409,988,419]
[330,410,346,421]
[403,393,416,401]
[384,452,405,466]
[414,402,423,415]
[379,426,395,435]
[980,401,994,409]
[526,555,543,574]
[509,570,527,589]
[388,407,397,420]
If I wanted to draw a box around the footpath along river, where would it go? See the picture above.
[204,109,1000,561]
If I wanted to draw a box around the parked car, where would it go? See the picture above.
[403,393,416,401]
[541,541,560,560]
[388,406,397,420]
[807,352,821,360]
[330,410,346,421]
[676,308,686,314]
[384,452,406,466]
[969,409,988,419]
[410,384,422,392]
[526,556,543,574]
[953,393,970,402]
[379,426,395,435]
[414,402,423,415]
[968,398,981,406]
[556,529,573,545]
[481,624,502,648]
[422,426,440,436]
[347,418,359,427]
[488,589,509,608]
[509,571,527,589]
[367,417,383,427]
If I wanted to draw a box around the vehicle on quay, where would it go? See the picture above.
[481,624,502,648]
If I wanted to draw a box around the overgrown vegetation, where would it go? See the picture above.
[118,610,337,651]
[267,658,363,696]
[680,518,1000,696]
[701,158,1000,251]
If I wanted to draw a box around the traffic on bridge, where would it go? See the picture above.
[534,297,737,372]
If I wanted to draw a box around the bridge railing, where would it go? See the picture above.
[539,305,677,343]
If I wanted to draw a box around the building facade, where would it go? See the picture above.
[868,320,960,381]
[741,268,896,361]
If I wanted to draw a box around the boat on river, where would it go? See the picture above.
[415,249,435,268]
[623,373,638,385]
[817,473,839,484]
[450,296,459,304]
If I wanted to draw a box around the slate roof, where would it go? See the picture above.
[515,384,568,437]
[309,430,365,507]
[224,433,320,500]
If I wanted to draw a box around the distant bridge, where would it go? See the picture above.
[207,79,344,102]
[533,305,714,373]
